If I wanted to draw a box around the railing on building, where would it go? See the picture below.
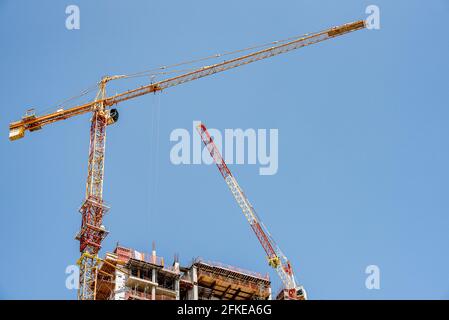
[194,257,270,281]
[115,245,165,266]
[124,290,176,300]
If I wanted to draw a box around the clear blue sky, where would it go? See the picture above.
[1,0,448,299]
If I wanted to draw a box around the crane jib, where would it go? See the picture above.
[9,20,366,141]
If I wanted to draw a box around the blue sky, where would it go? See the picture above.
[1,0,448,299]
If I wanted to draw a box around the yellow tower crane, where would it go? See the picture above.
[9,20,366,300]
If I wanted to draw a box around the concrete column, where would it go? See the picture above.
[174,261,180,300]
[114,269,126,300]
[152,268,157,300]
[192,266,198,300]
[175,278,180,300]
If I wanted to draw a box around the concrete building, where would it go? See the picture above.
[95,244,272,300]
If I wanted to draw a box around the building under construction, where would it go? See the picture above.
[95,244,272,300]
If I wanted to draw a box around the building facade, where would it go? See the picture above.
[95,244,272,300]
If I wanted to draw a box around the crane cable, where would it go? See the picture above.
[147,93,161,236]
[36,30,316,115]
[116,31,315,81]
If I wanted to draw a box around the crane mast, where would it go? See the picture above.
[9,20,366,300]
[75,80,110,300]
[196,123,306,300]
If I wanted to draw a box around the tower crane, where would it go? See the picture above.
[196,123,306,300]
[9,20,366,300]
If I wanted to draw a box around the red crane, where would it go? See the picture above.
[197,123,307,300]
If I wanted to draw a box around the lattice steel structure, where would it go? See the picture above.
[75,82,110,300]
[196,123,306,299]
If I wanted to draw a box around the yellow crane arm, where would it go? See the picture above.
[9,20,365,141]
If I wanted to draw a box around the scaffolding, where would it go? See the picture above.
[194,259,271,300]
[94,244,272,300]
